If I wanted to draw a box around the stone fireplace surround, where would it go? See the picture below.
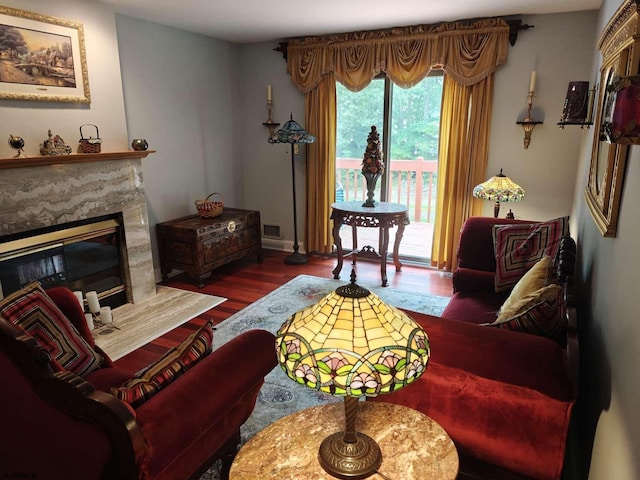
[0,152,156,304]
[0,151,228,361]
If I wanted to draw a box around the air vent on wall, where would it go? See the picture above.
[263,224,282,239]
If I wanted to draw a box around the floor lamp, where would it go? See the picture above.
[269,114,315,265]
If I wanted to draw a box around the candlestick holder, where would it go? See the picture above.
[262,100,280,137]
[516,92,543,149]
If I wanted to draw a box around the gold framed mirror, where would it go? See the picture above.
[586,0,640,236]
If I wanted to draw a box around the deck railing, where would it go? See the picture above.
[336,157,438,223]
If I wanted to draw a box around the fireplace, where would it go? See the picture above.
[0,151,156,305]
[0,214,128,308]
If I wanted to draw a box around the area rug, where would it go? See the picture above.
[200,274,450,479]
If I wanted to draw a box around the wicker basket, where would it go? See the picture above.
[79,124,102,154]
[195,193,224,218]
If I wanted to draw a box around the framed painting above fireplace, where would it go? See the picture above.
[0,5,90,103]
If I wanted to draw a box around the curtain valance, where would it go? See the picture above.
[287,18,510,93]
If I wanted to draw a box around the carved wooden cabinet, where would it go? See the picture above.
[156,209,261,287]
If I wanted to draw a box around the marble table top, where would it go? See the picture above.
[230,401,458,479]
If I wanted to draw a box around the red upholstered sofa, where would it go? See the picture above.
[0,286,277,480]
[373,216,578,480]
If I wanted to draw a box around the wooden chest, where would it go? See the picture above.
[156,209,261,287]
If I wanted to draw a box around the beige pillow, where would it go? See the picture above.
[489,284,566,344]
[496,283,559,323]
[499,256,553,316]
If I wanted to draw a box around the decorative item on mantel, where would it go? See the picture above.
[473,168,525,218]
[516,71,543,149]
[39,129,72,156]
[8,135,26,158]
[262,84,280,139]
[131,138,149,151]
[361,126,385,207]
[78,124,102,153]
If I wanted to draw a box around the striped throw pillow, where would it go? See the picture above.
[110,321,214,407]
[492,216,569,292]
[0,282,104,377]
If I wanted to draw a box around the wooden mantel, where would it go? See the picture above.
[0,150,155,170]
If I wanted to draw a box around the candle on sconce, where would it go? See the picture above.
[86,291,100,314]
[267,84,272,102]
[73,291,84,311]
[100,306,113,324]
[529,71,537,94]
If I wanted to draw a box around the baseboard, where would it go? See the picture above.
[260,238,306,253]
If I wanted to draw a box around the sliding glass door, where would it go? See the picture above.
[335,74,443,263]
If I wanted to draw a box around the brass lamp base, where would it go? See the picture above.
[318,431,382,479]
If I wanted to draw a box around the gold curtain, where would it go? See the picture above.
[304,75,336,254]
[430,75,493,270]
[286,18,509,266]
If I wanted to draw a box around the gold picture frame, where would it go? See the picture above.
[0,5,90,103]
[586,0,639,237]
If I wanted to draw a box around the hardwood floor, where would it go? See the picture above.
[114,249,453,372]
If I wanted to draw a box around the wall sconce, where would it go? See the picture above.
[262,84,280,138]
[516,71,543,149]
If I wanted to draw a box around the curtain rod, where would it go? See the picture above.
[274,18,532,60]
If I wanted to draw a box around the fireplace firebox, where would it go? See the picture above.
[0,214,127,309]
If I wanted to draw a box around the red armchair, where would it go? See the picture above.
[0,286,277,480]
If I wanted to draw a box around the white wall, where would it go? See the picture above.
[571,1,640,478]
[0,0,129,156]
[237,42,308,252]
[487,11,598,222]
[115,15,244,275]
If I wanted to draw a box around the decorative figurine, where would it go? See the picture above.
[39,129,72,156]
[131,138,148,151]
[8,135,27,158]
[361,126,385,207]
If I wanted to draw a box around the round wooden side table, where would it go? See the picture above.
[230,401,458,479]
[331,201,410,287]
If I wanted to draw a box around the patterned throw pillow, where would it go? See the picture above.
[110,321,214,407]
[492,216,569,292]
[0,282,104,377]
[0,316,66,373]
[489,284,565,344]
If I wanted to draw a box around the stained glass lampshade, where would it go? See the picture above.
[268,114,316,144]
[473,169,525,218]
[275,271,430,479]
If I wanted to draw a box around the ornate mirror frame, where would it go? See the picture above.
[586,0,640,236]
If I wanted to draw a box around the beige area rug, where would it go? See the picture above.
[93,285,226,360]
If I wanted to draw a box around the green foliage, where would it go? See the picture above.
[336,75,443,161]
